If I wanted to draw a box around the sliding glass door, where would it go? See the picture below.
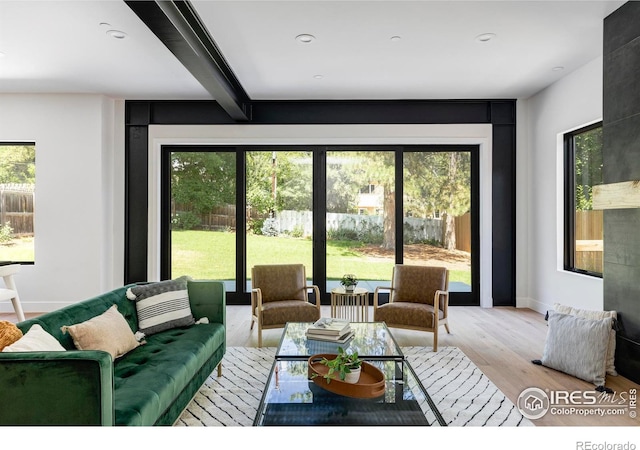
[161,145,478,306]
[325,150,396,293]
[245,150,314,286]
[165,149,237,290]
[403,150,473,293]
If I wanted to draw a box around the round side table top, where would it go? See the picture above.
[331,286,368,295]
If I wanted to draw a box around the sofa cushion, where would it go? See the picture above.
[0,321,23,351]
[3,324,65,352]
[127,277,195,336]
[21,286,138,350]
[61,305,142,359]
[112,322,224,425]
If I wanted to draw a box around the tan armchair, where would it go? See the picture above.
[250,264,321,347]
[373,265,450,352]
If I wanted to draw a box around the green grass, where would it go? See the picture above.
[171,230,471,285]
[0,237,35,262]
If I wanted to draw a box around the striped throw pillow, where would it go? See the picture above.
[127,276,195,336]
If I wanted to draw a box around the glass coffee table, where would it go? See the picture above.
[253,321,446,426]
[276,322,404,361]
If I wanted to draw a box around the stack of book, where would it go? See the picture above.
[305,318,354,343]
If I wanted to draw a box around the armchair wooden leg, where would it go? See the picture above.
[217,363,222,377]
[445,323,451,334]
[433,331,438,352]
[258,325,263,348]
[250,318,255,330]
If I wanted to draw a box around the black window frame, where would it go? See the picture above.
[161,144,480,306]
[563,122,603,278]
[0,141,36,265]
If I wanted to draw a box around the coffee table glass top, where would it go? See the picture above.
[253,359,445,426]
[276,322,403,360]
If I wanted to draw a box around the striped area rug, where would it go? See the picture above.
[176,346,533,427]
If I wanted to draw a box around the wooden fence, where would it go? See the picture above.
[0,185,35,236]
[175,202,472,253]
[454,212,471,253]
[575,210,603,273]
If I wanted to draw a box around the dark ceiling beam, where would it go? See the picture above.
[125,0,250,121]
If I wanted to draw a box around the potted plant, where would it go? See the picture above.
[315,347,362,384]
[340,273,358,292]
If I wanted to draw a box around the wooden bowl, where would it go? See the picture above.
[308,353,386,399]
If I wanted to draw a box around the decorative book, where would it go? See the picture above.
[306,318,351,335]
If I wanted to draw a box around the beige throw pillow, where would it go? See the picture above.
[2,324,65,352]
[61,305,141,359]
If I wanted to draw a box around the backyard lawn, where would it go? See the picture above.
[171,230,471,285]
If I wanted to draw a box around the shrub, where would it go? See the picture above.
[171,211,201,230]
[261,217,279,237]
[356,221,383,245]
[290,225,304,238]
[248,218,265,235]
[0,222,13,244]
[327,227,358,241]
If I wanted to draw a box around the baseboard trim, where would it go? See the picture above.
[516,297,551,315]
[0,302,71,315]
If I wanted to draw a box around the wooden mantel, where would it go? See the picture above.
[592,180,640,210]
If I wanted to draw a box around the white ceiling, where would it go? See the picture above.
[0,0,626,102]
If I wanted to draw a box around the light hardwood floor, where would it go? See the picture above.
[4,305,639,427]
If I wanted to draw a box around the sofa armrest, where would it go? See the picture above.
[188,280,226,325]
[0,350,114,425]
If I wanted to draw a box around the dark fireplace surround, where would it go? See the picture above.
[603,1,640,384]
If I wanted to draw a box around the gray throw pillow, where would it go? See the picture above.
[553,303,617,376]
[127,276,195,336]
[541,311,611,386]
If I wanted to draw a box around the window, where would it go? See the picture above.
[0,143,36,263]
[564,123,603,276]
[161,145,479,306]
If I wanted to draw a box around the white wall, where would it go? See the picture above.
[0,94,124,313]
[519,57,604,313]
[2,73,603,315]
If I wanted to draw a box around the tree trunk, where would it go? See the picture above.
[442,212,457,250]
[382,188,395,250]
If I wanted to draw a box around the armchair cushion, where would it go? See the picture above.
[374,302,444,329]
[251,264,307,302]
[259,300,320,326]
[392,265,448,305]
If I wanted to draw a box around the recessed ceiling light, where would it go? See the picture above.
[295,34,315,43]
[390,36,402,42]
[475,33,496,43]
[552,66,565,71]
[106,29,127,40]
[313,74,324,80]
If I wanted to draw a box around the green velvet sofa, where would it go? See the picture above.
[0,280,225,426]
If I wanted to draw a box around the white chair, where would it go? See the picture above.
[0,264,25,322]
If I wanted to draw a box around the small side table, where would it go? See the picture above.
[330,287,369,321]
